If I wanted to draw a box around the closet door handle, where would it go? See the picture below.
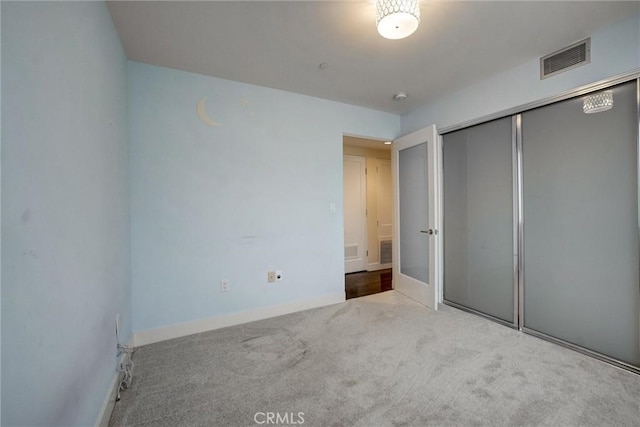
[420,229,435,235]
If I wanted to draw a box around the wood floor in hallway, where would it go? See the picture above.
[345,268,392,299]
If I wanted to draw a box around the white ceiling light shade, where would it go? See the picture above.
[376,0,420,40]
[583,90,613,114]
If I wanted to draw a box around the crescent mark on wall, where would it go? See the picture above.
[197,97,221,127]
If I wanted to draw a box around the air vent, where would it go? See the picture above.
[540,38,590,79]
[379,240,392,265]
[344,245,358,259]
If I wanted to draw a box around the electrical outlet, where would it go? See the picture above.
[275,270,283,281]
[220,279,229,292]
[267,271,276,283]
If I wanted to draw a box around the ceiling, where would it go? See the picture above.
[107,1,639,114]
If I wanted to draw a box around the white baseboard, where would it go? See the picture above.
[367,263,392,272]
[95,336,133,427]
[132,292,346,347]
[96,371,123,427]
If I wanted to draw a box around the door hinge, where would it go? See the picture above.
[366,250,369,256]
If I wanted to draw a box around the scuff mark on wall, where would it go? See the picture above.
[22,250,38,259]
[21,209,32,224]
[240,98,255,117]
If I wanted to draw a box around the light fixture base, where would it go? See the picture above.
[393,91,408,101]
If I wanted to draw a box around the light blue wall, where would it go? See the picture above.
[129,62,399,332]
[0,2,3,424]
[1,2,130,426]
[401,13,640,134]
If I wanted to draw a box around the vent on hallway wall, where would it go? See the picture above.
[540,38,590,80]
[379,240,392,265]
[344,245,358,259]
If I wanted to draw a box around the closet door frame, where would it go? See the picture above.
[438,72,640,375]
[514,114,524,330]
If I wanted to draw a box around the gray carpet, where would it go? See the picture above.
[109,291,640,426]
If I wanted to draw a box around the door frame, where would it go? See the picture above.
[391,124,442,309]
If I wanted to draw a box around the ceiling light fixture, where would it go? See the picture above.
[583,90,613,114]
[384,141,392,145]
[376,0,420,40]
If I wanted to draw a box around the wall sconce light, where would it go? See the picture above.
[583,90,613,114]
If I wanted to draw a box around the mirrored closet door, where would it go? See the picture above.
[443,117,515,324]
[521,80,639,367]
[441,78,639,372]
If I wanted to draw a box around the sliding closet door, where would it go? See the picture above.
[443,117,515,323]
[522,80,639,366]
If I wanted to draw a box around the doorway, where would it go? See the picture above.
[343,135,393,299]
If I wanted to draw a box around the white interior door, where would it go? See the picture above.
[344,155,367,273]
[392,125,439,309]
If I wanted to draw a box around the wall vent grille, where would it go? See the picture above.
[344,245,358,259]
[379,240,392,265]
[540,38,590,79]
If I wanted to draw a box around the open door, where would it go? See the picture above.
[392,125,439,309]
